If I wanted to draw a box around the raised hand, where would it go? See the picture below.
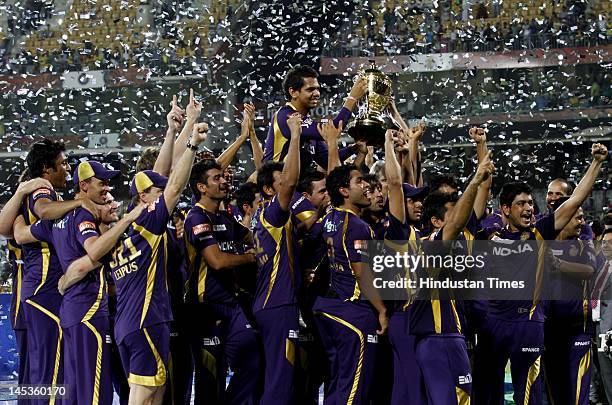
[317,119,343,144]
[241,103,255,138]
[349,76,368,100]
[287,113,303,137]
[167,95,185,133]
[469,127,486,144]
[192,122,209,145]
[592,143,608,162]
[474,151,495,184]
[186,88,202,122]
[407,122,426,142]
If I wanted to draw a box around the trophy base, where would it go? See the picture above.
[347,117,389,147]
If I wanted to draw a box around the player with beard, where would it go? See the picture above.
[472,143,608,405]
[184,159,261,405]
[263,65,367,170]
[252,114,302,404]
[14,161,144,405]
[313,161,390,404]
[544,178,594,240]
[544,197,596,405]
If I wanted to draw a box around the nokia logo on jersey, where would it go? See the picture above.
[323,219,337,233]
[458,374,472,385]
[213,224,227,232]
[492,244,534,256]
[113,262,139,280]
[54,217,68,229]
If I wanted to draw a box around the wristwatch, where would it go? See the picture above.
[186,139,199,151]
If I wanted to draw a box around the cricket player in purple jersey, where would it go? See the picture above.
[8,140,98,405]
[263,65,367,170]
[312,136,396,404]
[543,198,597,405]
[184,159,261,405]
[109,123,208,405]
[14,162,143,405]
[252,113,303,405]
[409,152,494,405]
[471,143,608,405]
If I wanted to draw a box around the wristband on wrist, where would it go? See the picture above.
[186,140,199,151]
[348,95,358,102]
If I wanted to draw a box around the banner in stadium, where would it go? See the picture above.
[61,70,105,89]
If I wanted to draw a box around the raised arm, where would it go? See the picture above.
[554,143,608,231]
[165,123,209,213]
[217,103,254,170]
[154,95,184,176]
[384,130,405,223]
[400,123,425,187]
[0,178,51,237]
[172,88,202,169]
[443,152,495,240]
[317,120,344,174]
[277,113,302,211]
[249,108,264,170]
[469,127,491,219]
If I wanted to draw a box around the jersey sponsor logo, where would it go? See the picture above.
[574,341,590,346]
[354,240,368,250]
[213,224,227,232]
[521,347,541,353]
[492,243,533,256]
[458,374,472,385]
[288,329,299,339]
[113,262,139,280]
[78,221,96,233]
[219,241,236,252]
[367,334,378,344]
[32,188,53,198]
[291,196,306,210]
[323,219,337,233]
[193,223,211,235]
[517,307,530,314]
[203,336,221,346]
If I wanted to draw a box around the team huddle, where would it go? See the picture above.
[0,65,609,405]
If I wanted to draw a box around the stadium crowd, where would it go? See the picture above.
[0,65,610,405]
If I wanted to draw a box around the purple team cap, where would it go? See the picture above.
[130,170,168,196]
[402,183,430,200]
[73,160,120,186]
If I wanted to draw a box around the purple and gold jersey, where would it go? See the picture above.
[322,207,374,304]
[184,203,249,304]
[290,192,317,232]
[253,196,300,311]
[547,239,596,334]
[31,208,109,328]
[7,239,27,330]
[480,214,559,322]
[110,197,172,344]
[263,103,353,169]
[19,187,63,300]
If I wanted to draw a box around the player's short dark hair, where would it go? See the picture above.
[550,178,574,196]
[190,159,222,200]
[27,139,66,178]
[282,65,318,100]
[428,173,460,193]
[297,169,326,195]
[362,173,381,192]
[136,147,160,172]
[257,161,284,196]
[327,165,357,207]
[235,182,259,215]
[604,213,612,227]
[591,219,604,239]
[499,182,532,208]
[423,191,459,226]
